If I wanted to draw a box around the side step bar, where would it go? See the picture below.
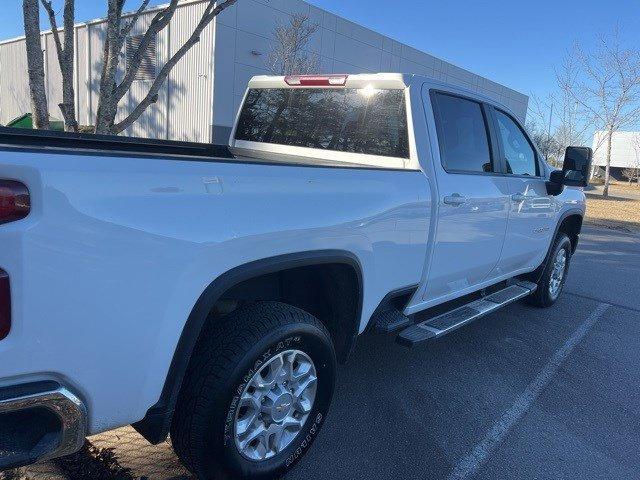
[396,281,537,348]
[371,308,412,333]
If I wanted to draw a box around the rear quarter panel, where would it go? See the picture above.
[0,150,430,433]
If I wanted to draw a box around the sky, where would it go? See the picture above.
[2,0,640,118]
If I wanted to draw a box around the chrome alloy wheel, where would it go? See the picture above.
[549,248,567,300]
[234,349,317,461]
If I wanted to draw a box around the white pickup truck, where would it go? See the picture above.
[0,73,591,479]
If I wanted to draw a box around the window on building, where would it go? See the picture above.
[494,110,539,176]
[433,93,493,173]
[125,34,157,82]
[235,88,409,158]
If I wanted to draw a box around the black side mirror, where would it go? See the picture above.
[547,170,565,195]
[547,146,593,195]
[562,146,592,187]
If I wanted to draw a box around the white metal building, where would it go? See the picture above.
[592,131,640,169]
[0,0,529,143]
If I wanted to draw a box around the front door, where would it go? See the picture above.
[422,91,510,303]
[491,108,555,273]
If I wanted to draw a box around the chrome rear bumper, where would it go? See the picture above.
[0,381,87,469]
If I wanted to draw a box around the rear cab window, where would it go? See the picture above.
[231,75,417,170]
[236,89,409,158]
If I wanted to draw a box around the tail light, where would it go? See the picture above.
[0,270,9,340]
[284,74,348,86]
[0,180,30,225]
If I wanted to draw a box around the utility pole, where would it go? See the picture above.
[546,103,554,163]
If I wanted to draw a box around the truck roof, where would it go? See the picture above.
[247,73,412,90]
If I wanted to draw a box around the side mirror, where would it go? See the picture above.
[562,146,592,187]
[547,146,593,195]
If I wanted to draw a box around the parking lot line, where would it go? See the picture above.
[447,302,611,480]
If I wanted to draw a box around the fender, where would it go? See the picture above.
[522,208,584,284]
[133,250,363,444]
[551,208,584,253]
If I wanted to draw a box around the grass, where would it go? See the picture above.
[585,192,640,233]
[609,182,640,192]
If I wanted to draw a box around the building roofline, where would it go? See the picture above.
[0,0,207,46]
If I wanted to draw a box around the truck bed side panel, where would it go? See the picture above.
[0,151,430,433]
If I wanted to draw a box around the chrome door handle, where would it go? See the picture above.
[443,194,467,206]
[511,193,527,202]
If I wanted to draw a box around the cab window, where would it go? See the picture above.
[432,92,493,174]
[235,88,409,158]
[494,110,539,176]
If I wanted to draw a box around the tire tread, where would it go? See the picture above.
[170,301,329,477]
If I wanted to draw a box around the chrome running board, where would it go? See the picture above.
[396,281,537,347]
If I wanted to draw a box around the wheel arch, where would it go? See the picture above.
[521,209,584,284]
[133,250,363,444]
[557,212,583,253]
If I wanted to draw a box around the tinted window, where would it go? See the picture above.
[495,110,538,176]
[433,93,492,173]
[235,88,409,158]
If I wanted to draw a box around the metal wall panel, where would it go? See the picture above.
[166,1,215,142]
[0,39,31,125]
[44,33,63,118]
[75,25,89,124]
[117,9,169,139]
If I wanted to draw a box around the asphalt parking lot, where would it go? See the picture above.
[3,225,639,480]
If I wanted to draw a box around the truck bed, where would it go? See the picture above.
[0,135,431,434]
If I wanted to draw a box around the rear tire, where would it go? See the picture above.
[171,301,336,480]
[526,233,572,308]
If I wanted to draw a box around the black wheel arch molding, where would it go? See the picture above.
[521,208,584,285]
[133,249,363,444]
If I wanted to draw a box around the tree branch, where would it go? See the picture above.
[40,0,78,131]
[113,0,180,103]
[120,0,151,40]
[40,1,64,60]
[95,0,131,133]
[113,0,238,133]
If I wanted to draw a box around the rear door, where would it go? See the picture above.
[489,108,555,273]
[422,91,510,303]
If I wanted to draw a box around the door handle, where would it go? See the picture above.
[511,193,527,202]
[443,193,467,206]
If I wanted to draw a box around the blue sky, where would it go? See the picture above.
[2,0,640,107]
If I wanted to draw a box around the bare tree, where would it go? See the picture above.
[621,167,639,184]
[527,87,593,168]
[558,31,640,197]
[552,88,592,161]
[40,0,78,131]
[267,13,319,75]
[96,0,238,134]
[527,94,559,165]
[624,133,640,185]
[23,0,238,135]
[23,0,49,130]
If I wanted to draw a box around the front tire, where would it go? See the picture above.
[171,301,336,480]
[526,233,572,307]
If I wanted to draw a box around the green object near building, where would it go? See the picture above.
[6,113,65,131]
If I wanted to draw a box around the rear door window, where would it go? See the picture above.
[432,93,493,174]
[234,88,409,158]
